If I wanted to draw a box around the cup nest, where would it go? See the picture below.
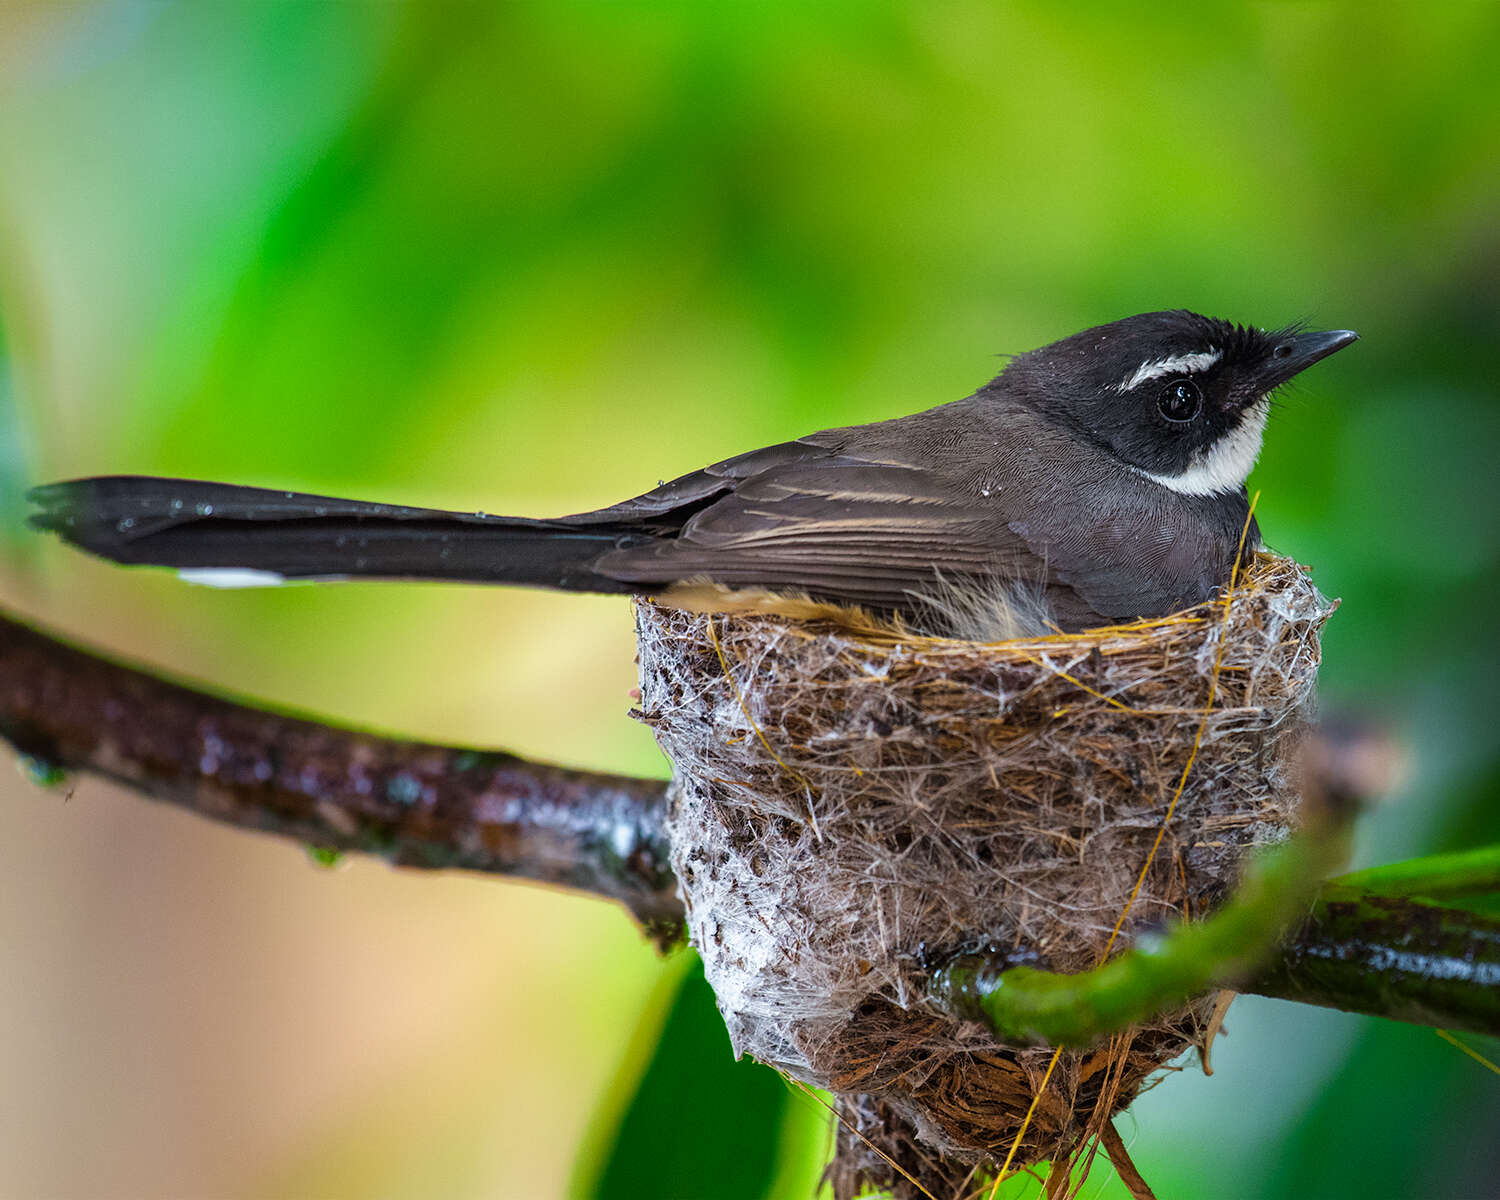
[633,553,1335,1197]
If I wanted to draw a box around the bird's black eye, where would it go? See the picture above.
[1156,379,1202,422]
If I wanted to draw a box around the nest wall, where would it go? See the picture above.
[633,554,1334,1174]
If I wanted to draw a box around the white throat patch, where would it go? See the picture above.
[1113,348,1222,393]
[1137,399,1269,497]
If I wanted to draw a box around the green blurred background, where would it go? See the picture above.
[1,4,1497,1198]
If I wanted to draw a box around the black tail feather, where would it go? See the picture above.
[27,476,646,592]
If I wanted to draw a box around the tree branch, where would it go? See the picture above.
[1241,886,1500,1035]
[4,603,1497,1032]
[0,607,681,939]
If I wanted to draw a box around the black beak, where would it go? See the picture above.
[1257,328,1359,390]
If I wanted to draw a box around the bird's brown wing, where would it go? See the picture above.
[591,440,1045,612]
[586,402,1235,624]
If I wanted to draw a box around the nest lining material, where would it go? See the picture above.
[633,553,1334,1175]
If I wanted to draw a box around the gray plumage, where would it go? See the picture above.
[574,396,1255,628]
[27,311,1357,636]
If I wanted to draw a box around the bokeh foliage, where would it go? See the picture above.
[1,4,1497,1197]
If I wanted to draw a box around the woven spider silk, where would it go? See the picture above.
[633,554,1334,1187]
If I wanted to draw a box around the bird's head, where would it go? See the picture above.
[996,310,1357,496]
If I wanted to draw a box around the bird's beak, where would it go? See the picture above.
[1257,328,1359,391]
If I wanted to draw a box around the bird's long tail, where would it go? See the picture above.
[27,476,647,592]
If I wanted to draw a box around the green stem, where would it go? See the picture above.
[930,828,1347,1047]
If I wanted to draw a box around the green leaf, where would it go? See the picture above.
[578,955,797,1200]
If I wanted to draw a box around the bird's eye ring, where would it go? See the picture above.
[1156,379,1202,423]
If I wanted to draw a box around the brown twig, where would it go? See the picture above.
[0,606,681,940]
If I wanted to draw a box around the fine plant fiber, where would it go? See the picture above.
[633,554,1334,1195]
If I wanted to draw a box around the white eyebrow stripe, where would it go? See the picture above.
[1113,348,1222,393]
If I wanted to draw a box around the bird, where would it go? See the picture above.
[28,311,1356,640]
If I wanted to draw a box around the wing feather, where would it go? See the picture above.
[583,395,1245,625]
